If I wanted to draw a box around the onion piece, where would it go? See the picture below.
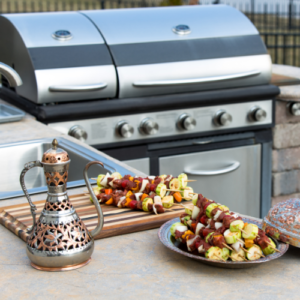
[195,223,205,235]
[176,225,188,233]
[165,175,173,182]
[192,206,201,220]
[139,179,149,193]
[213,210,222,221]
[153,205,158,215]
[117,196,126,208]
[109,179,115,188]
[232,240,245,252]
[154,196,162,205]
[231,213,239,218]
[101,173,111,187]
[215,222,223,230]
[148,176,155,180]
[187,235,198,252]
[135,193,143,201]
[198,245,205,254]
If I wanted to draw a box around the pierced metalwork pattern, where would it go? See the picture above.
[27,219,91,252]
[263,198,300,247]
[44,198,73,212]
[45,171,68,187]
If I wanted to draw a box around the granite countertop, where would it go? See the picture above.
[273,64,300,101]
[1,96,300,299]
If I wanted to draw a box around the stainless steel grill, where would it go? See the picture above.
[0,5,272,104]
[0,6,280,218]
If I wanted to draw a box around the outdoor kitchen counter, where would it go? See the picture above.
[1,100,300,299]
[0,215,300,300]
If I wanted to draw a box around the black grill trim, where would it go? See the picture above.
[28,44,113,70]
[0,84,279,123]
[109,35,267,66]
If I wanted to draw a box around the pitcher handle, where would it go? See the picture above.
[20,161,43,234]
[83,161,104,238]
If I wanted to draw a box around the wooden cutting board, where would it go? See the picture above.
[0,193,188,243]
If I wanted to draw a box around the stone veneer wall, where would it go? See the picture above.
[272,100,300,206]
[271,65,300,207]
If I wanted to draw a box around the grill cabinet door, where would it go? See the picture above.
[159,144,261,218]
[123,158,150,175]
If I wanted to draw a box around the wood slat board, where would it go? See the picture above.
[0,194,188,243]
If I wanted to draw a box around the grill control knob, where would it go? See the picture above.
[214,110,232,126]
[117,121,134,138]
[290,102,300,116]
[68,125,88,142]
[140,118,159,135]
[248,106,267,122]
[178,114,196,131]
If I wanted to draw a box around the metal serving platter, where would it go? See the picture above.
[158,216,289,269]
[0,103,25,123]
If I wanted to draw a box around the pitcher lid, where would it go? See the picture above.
[42,139,70,164]
[262,198,300,247]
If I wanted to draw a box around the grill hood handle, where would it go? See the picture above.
[0,62,22,87]
[49,83,107,92]
[133,70,261,87]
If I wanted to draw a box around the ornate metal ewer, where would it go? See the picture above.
[20,139,103,271]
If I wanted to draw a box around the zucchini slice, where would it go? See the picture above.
[230,220,244,232]
[182,186,194,200]
[206,203,219,218]
[162,195,174,208]
[242,223,259,240]
[156,183,167,198]
[170,222,188,237]
[97,174,106,187]
[224,229,241,244]
[111,172,122,179]
[169,178,180,190]
[230,249,246,261]
[246,245,263,261]
[262,238,276,256]
[205,247,223,260]
[142,197,153,212]
[178,173,188,189]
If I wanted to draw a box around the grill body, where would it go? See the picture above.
[0,5,272,104]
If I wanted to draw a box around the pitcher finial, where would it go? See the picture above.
[52,138,58,149]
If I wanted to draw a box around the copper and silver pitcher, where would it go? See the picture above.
[20,139,103,271]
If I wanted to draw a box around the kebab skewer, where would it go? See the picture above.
[88,172,197,215]
[171,194,279,261]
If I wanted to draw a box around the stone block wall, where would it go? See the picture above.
[272,100,300,206]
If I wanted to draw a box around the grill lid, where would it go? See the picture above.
[0,12,117,104]
[82,5,272,99]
